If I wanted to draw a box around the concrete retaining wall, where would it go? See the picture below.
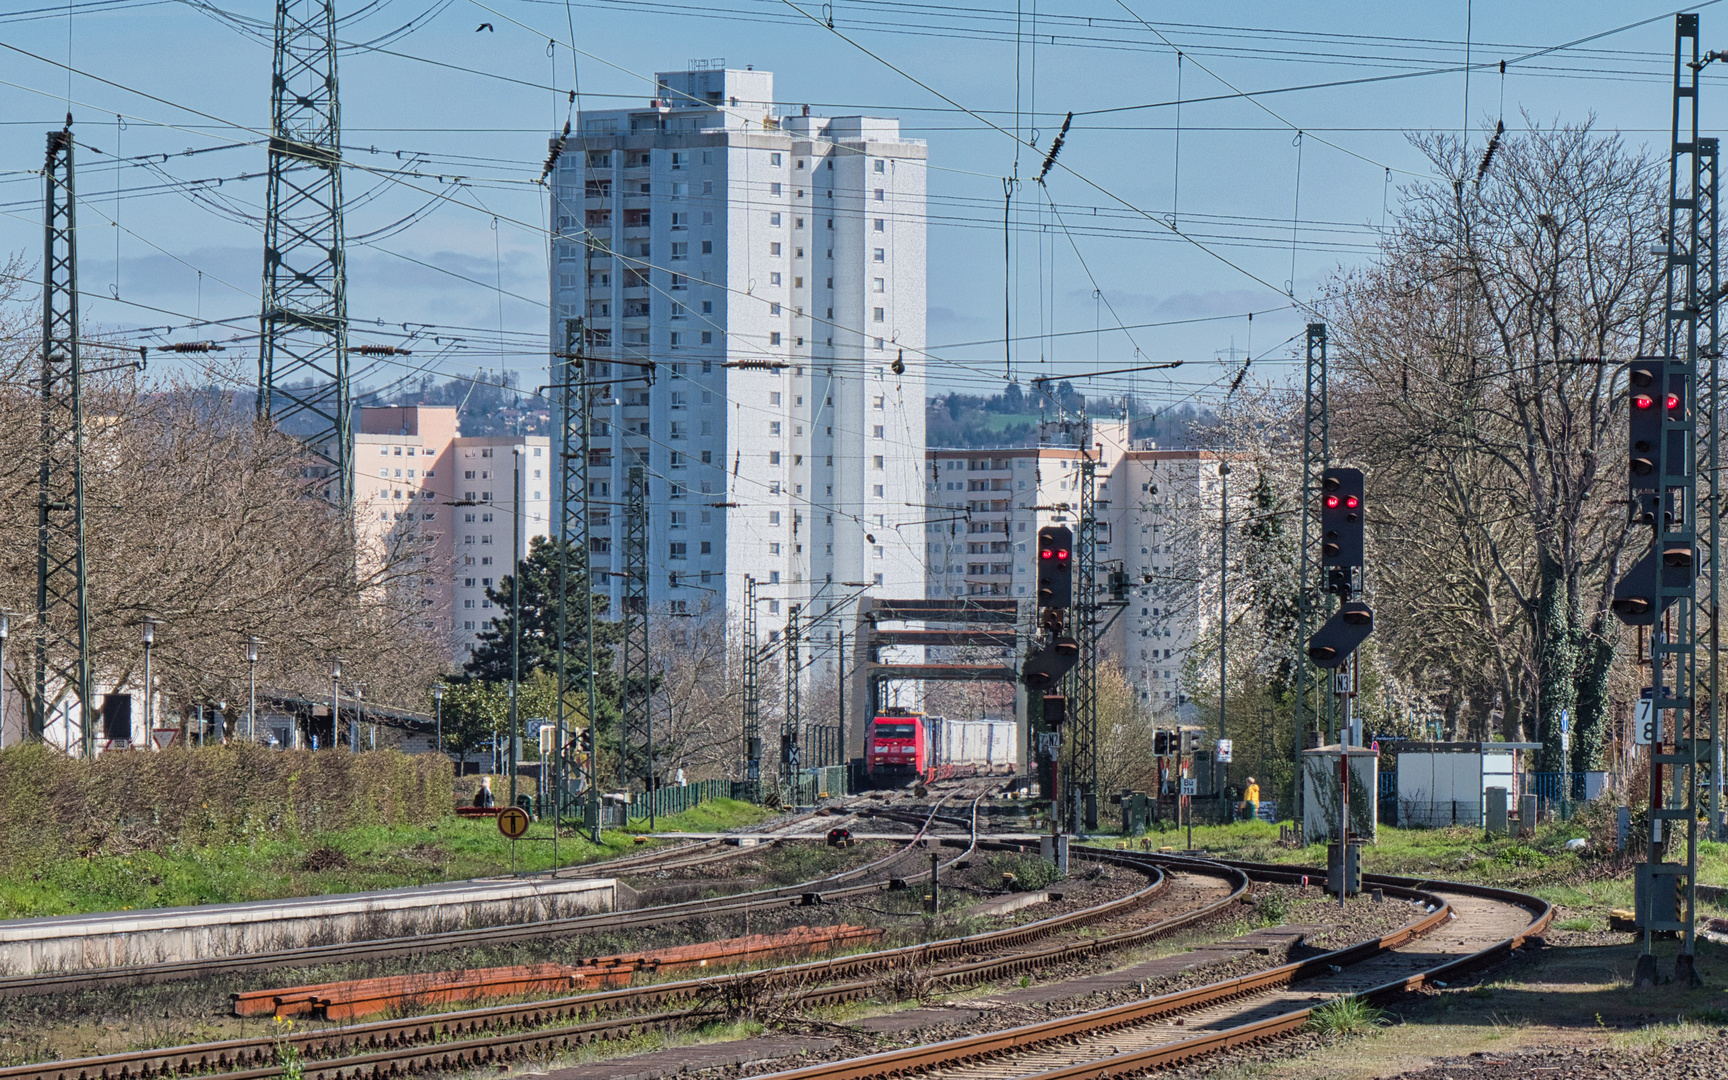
[0,876,615,975]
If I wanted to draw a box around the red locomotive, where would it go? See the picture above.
[865,711,1017,787]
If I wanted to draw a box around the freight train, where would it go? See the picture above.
[864,711,1018,786]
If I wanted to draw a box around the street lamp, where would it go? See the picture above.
[508,448,523,810]
[433,682,445,761]
[1218,460,1231,810]
[141,617,160,748]
[331,657,344,752]
[244,636,262,744]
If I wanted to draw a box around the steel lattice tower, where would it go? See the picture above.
[259,0,350,504]
[36,122,92,753]
[1637,13,1716,988]
[741,575,761,802]
[620,463,652,793]
[1291,323,1329,824]
[783,603,802,801]
[555,318,601,840]
[1062,453,1099,829]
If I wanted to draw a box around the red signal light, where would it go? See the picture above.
[1325,495,1340,509]
[1345,495,1359,509]
[1634,394,1655,410]
[1040,549,1053,560]
[1667,393,1682,410]
[1056,549,1070,561]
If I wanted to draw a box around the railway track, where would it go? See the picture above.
[33,854,1543,1080]
[749,854,1552,1080]
[0,786,978,1001]
[5,802,1248,1080]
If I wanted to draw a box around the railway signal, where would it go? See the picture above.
[1613,359,1695,626]
[1036,525,1074,608]
[1042,694,1067,727]
[1153,729,1175,757]
[1320,468,1364,597]
[1021,635,1079,688]
[1306,601,1375,668]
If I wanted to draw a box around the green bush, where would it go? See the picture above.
[0,743,450,877]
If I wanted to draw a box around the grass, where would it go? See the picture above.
[0,797,772,919]
[1307,996,1386,1036]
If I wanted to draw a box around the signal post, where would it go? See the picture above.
[1304,466,1375,897]
[1023,525,1078,858]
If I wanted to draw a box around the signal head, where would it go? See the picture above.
[1633,394,1656,410]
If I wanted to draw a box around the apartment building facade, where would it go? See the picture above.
[925,423,1225,713]
[352,406,551,662]
[547,64,927,671]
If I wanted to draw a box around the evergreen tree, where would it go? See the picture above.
[465,535,621,704]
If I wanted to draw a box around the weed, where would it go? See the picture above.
[1254,892,1288,925]
[1307,996,1387,1036]
[986,853,1064,891]
[272,1017,304,1080]
[1555,916,1597,932]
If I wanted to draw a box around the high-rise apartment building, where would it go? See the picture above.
[548,64,927,670]
[352,406,551,662]
[925,424,1225,712]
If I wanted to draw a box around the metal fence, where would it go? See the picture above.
[624,778,732,823]
[1397,800,1483,828]
[780,765,849,806]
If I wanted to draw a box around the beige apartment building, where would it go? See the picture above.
[924,422,1226,713]
[353,406,551,662]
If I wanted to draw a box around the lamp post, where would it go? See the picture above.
[244,636,262,744]
[508,448,523,810]
[0,613,9,750]
[331,657,344,751]
[141,617,159,749]
[1218,460,1231,808]
[433,682,445,761]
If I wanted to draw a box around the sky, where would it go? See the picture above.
[0,0,1711,418]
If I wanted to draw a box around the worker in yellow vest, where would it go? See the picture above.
[1240,777,1260,822]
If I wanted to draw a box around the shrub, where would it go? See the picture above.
[0,743,450,877]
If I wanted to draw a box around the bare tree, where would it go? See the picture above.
[1323,119,1663,774]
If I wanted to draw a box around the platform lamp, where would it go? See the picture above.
[331,657,345,751]
[433,682,445,762]
[141,616,161,747]
[244,636,263,743]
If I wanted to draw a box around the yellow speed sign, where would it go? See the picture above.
[497,806,530,839]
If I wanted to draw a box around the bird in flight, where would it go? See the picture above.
[476,22,494,31]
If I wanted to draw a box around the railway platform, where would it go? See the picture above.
[0,874,616,976]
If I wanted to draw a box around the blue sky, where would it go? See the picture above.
[0,0,1709,413]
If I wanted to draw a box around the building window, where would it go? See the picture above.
[770,273,782,286]
[770,182,783,195]
[873,218,885,231]
[770,212,782,225]
[873,307,885,322]
[873,455,885,469]
[770,152,783,165]
[669,542,687,559]
[701,240,713,254]
[873,572,884,585]
[873,425,885,437]
[873,248,885,262]
[769,421,782,436]
[874,159,886,173]
[873,484,885,497]
[770,332,782,345]
[874,188,885,201]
